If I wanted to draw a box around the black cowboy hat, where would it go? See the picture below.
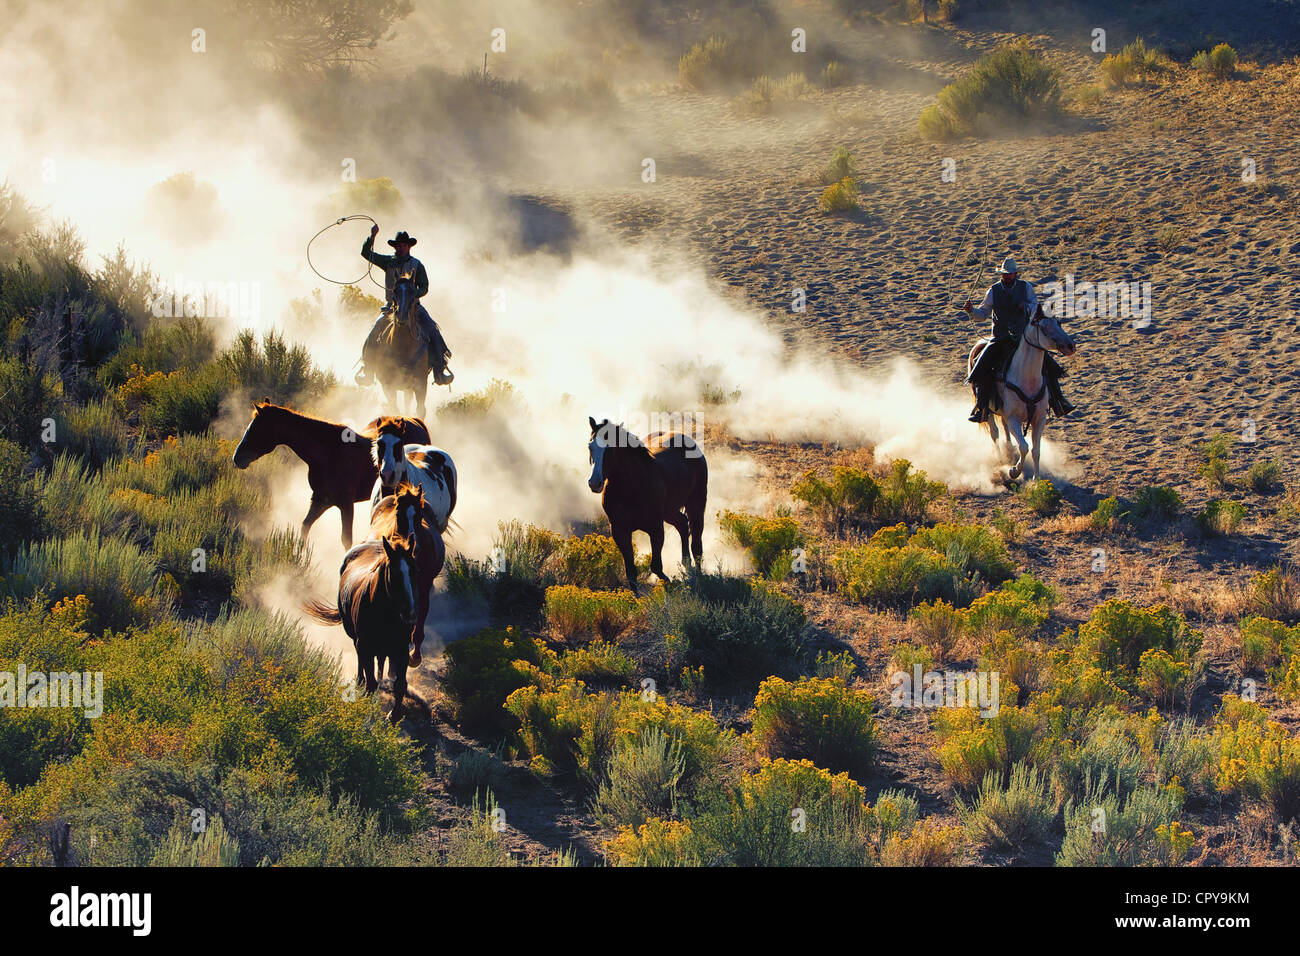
[387,231,417,248]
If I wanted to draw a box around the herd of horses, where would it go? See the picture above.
[227,288,1074,723]
[231,402,710,722]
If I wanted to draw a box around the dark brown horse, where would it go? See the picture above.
[304,530,420,725]
[370,481,445,668]
[587,416,708,595]
[371,274,430,420]
[231,401,430,548]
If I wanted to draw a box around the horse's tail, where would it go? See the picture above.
[301,599,342,626]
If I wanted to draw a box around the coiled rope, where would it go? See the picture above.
[306,214,386,289]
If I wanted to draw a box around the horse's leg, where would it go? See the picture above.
[415,374,428,422]
[1029,411,1046,482]
[301,496,329,542]
[389,659,407,726]
[648,524,667,584]
[666,509,691,570]
[338,500,354,550]
[361,652,378,694]
[612,524,639,596]
[1006,415,1030,480]
[409,574,431,668]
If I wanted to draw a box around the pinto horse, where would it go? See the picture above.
[370,481,445,668]
[231,401,429,548]
[303,530,420,725]
[371,274,430,420]
[370,418,457,534]
[968,307,1076,482]
[587,417,708,595]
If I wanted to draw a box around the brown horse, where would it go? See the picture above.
[231,401,430,548]
[371,274,430,420]
[303,530,420,725]
[370,481,445,668]
[587,416,708,595]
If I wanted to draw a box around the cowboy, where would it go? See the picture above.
[356,225,454,386]
[962,256,1074,423]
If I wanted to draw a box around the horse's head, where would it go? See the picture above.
[588,416,647,492]
[232,399,282,469]
[392,273,418,327]
[381,532,419,629]
[1031,306,1076,357]
[373,419,408,489]
[394,480,425,537]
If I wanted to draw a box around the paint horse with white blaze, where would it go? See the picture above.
[968,305,1076,482]
[370,417,457,533]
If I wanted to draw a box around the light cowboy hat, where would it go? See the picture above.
[999,257,1019,274]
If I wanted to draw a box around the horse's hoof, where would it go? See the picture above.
[1008,466,1021,480]
[408,649,422,668]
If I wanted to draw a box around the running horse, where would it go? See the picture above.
[370,418,457,535]
[370,481,445,668]
[303,530,420,725]
[370,273,431,420]
[968,306,1076,482]
[587,417,708,595]
[231,402,430,548]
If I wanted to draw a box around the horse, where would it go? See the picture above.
[370,274,431,420]
[370,481,445,668]
[967,307,1076,482]
[303,530,420,725]
[370,418,457,534]
[231,401,430,548]
[587,416,708,595]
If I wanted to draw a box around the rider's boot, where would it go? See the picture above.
[968,382,988,423]
[429,345,454,386]
[1047,377,1075,417]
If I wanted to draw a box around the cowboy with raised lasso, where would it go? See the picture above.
[963,256,1074,423]
[356,225,454,387]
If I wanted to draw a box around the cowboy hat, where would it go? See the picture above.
[387,231,417,248]
[999,257,1018,274]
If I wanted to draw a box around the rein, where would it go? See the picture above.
[1000,314,1050,421]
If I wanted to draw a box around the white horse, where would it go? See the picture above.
[370,424,457,533]
[968,308,1076,482]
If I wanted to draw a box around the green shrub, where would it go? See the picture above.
[593,726,686,828]
[4,530,170,631]
[818,146,857,186]
[821,61,851,88]
[679,36,753,91]
[910,521,1015,584]
[919,39,1062,140]
[59,398,129,470]
[1248,567,1300,623]
[544,533,625,590]
[442,628,548,737]
[1075,600,1201,685]
[98,315,216,387]
[642,576,805,687]
[553,640,636,686]
[910,598,964,659]
[835,521,1011,609]
[1020,478,1060,516]
[1192,43,1237,79]
[791,465,879,532]
[0,438,43,562]
[1197,499,1245,537]
[957,762,1055,850]
[1089,495,1124,531]
[932,706,1042,791]
[1098,38,1171,89]
[1131,485,1181,522]
[544,585,640,640]
[718,511,802,577]
[435,379,519,423]
[818,176,860,213]
[1246,458,1282,494]
[690,759,872,866]
[1056,781,1190,866]
[1053,716,1144,805]
[218,328,334,404]
[877,460,946,523]
[749,677,878,782]
[964,574,1056,640]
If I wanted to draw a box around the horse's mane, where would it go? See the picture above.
[594,419,654,462]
